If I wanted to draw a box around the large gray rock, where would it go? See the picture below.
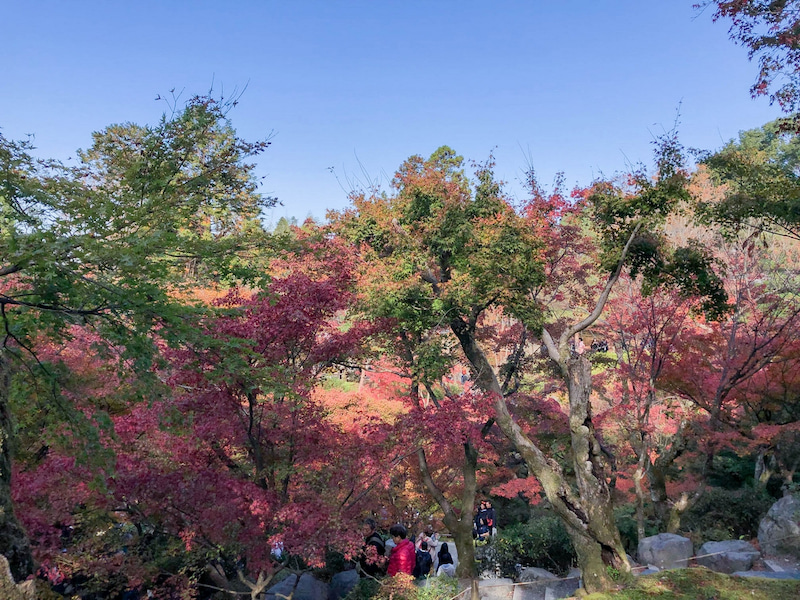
[264,573,330,600]
[516,567,558,582]
[477,578,515,600]
[638,533,693,570]
[477,573,580,600]
[511,576,581,600]
[329,570,359,600]
[695,540,760,573]
[758,495,800,558]
[546,577,582,600]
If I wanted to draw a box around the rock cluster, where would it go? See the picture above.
[631,495,800,580]
[758,495,800,557]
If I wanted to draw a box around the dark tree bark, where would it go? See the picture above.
[450,313,629,593]
[0,352,35,581]
[417,445,478,578]
[444,226,645,593]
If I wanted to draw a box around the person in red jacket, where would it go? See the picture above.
[386,524,415,576]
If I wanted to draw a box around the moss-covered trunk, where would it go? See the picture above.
[451,318,629,593]
[563,355,628,591]
[449,516,477,579]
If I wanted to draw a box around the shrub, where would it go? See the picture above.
[707,451,756,489]
[614,504,659,553]
[344,578,381,600]
[316,549,352,582]
[682,486,773,541]
[492,516,575,577]
[376,574,419,600]
[414,576,460,600]
[344,571,460,600]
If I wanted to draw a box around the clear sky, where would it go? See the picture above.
[1,1,784,225]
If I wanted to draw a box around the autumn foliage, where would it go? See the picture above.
[5,100,800,597]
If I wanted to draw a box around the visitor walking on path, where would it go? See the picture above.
[435,542,455,577]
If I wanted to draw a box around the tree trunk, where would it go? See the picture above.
[632,458,647,542]
[0,352,35,581]
[648,460,670,528]
[489,354,628,592]
[564,355,628,588]
[754,450,776,489]
[417,445,478,578]
[450,318,628,593]
[667,493,691,534]
[449,514,477,579]
[646,425,688,532]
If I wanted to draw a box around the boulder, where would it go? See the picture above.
[758,495,800,558]
[511,576,580,600]
[764,558,789,572]
[477,578,515,600]
[264,573,329,600]
[516,567,558,582]
[544,577,581,600]
[637,533,693,570]
[329,570,359,600]
[695,540,760,574]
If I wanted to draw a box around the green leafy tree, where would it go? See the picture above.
[698,117,800,242]
[335,139,728,593]
[334,148,542,577]
[0,96,273,580]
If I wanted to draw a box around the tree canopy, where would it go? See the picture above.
[5,30,800,595]
[0,95,274,582]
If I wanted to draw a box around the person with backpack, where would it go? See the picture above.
[413,541,433,579]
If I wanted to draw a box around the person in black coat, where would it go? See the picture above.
[484,501,497,536]
[413,541,433,578]
[437,542,454,566]
[360,518,386,576]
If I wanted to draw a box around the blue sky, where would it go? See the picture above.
[1,1,784,225]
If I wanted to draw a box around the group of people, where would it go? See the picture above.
[568,336,609,356]
[473,500,496,543]
[360,519,456,579]
[360,500,498,579]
